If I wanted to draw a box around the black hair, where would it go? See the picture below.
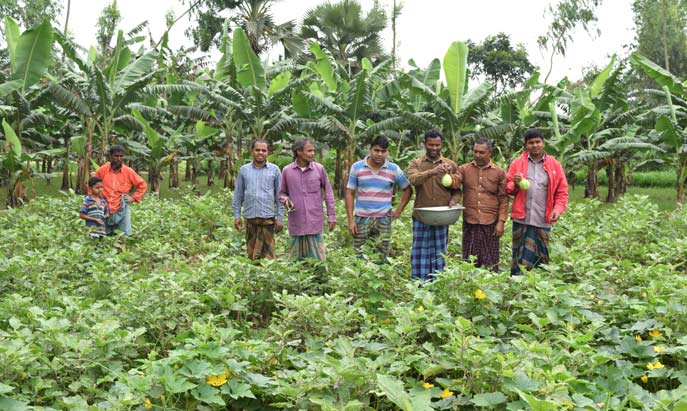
[292,139,312,159]
[524,129,544,142]
[88,176,103,187]
[474,137,493,150]
[370,135,389,149]
[424,128,443,142]
[252,139,269,149]
[109,144,125,154]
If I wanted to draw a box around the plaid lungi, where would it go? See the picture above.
[245,218,276,260]
[462,221,500,271]
[411,218,449,281]
[289,233,326,261]
[511,221,551,275]
[353,215,392,259]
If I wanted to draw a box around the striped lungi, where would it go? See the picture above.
[511,221,551,276]
[462,221,500,271]
[245,217,276,260]
[411,218,449,281]
[289,233,326,261]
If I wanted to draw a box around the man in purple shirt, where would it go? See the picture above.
[279,139,337,260]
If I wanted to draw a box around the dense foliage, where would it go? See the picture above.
[1,193,687,410]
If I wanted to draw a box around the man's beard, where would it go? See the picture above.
[112,162,122,170]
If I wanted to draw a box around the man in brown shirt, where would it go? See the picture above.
[449,138,508,271]
[407,129,459,281]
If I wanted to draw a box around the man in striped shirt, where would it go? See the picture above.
[345,136,412,261]
[232,140,284,259]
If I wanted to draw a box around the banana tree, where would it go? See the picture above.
[50,30,158,193]
[631,53,687,203]
[0,18,54,206]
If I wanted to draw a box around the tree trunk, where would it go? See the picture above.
[169,161,179,188]
[584,162,599,199]
[191,164,198,186]
[219,160,227,180]
[677,155,687,204]
[334,149,342,196]
[223,125,236,189]
[605,163,616,203]
[184,159,191,181]
[339,145,353,198]
[148,165,160,197]
[46,158,53,185]
[616,162,626,195]
[207,160,214,187]
[75,121,93,195]
[61,136,71,191]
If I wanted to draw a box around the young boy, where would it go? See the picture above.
[80,177,110,239]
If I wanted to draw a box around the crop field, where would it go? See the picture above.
[1,193,687,410]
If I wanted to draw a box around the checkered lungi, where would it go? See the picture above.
[511,221,551,275]
[289,233,326,261]
[245,217,276,260]
[462,221,500,271]
[411,218,449,281]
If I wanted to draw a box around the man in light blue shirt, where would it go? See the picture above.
[232,140,284,259]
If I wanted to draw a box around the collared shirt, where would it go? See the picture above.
[93,163,147,213]
[407,154,459,222]
[454,161,508,225]
[347,157,410,218]
[279,161,336,236]
[232,161,284,221]
[514,154,549,228]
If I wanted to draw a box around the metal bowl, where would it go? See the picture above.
[414,205,464,226]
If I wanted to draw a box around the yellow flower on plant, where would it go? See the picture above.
[635,335,642,342]
[649,329,662,338]
[422,382,434,389]
[562,400,575,407]
[647,361,664,370]
[417,305,425,312]
[144,398,153,410]
[474,289,486,300]
[206,372,229,387]
[641,375,649,384]
[641,292,647,298]
[440,388,454,399]
[654,345,665,353]
[597,299,604,305]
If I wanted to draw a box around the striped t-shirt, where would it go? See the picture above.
[347,157,410,217]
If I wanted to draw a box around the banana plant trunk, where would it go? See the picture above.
[605,163,616,203]
[169,161,179,188]
[339,144,353,199]
[677,155,687,204]
[61,136,70,190]
[184,159,191,181]
[584,161,599,199]
[207,160,214,187]
[223,124,236,189]
[616,162,626,196]
[148,164,161,197]
[334,149,342,196]
[75,121,93,195]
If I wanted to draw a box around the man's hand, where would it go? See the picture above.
[275,220,283,233]
[122,194,132,203]
[234,218,243,231]
[434,163,451,176]
[448,198,458,207]
[550,210,561,222]
[94,218,104,225]
[494,221,505,237]
[390,209,402,220]
[283,197,294,211]
[348,220,358,235]
[328,221,336,232]
[513,173,523,186]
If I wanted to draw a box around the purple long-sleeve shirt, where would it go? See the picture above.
[279,161,336,236]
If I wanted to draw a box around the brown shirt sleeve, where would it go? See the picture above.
[498,168,509,223]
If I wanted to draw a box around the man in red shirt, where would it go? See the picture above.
[506,129,568,275]
[94,145,147,236]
